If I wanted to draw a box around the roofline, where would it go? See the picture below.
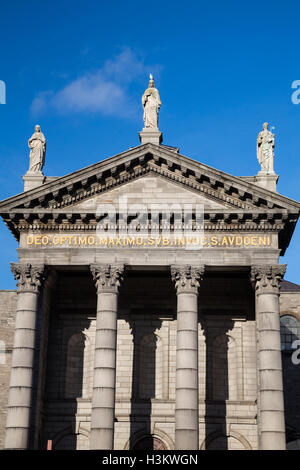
[0,143,299,212]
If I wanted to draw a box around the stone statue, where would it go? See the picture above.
[142,74,161,129]
[256,122,275,174]
[28,125,46,173]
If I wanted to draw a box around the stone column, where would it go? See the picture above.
[171,264,205,450]
[251,264,286,450]
[89,264,124,450]
[5,263,46,450]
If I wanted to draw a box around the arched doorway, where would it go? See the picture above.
[132,435,167,450]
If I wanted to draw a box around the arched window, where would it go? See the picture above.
[280,315,300,352]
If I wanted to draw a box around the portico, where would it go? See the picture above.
[0,258,289,450]
[0,77,299,450]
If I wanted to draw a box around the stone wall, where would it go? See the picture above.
[0,290,17,449]
[40,271,258,450]
[280,287,300,441]
[42,311,258,450]
[1,275,299,450]
[113,313,258,451]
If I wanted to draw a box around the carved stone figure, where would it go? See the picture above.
[257,122,275,174]
[28,125,46,173]
[142,74,161,129]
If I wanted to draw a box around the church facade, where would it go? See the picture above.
[0,78,300,451]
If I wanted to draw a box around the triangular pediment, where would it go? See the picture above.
[1,142,299,211]
[0,143,299,253]
[71,174,229,212]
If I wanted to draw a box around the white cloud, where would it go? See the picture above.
[31,48,161,119]
[31,91,54,115]
[52,75,125,114]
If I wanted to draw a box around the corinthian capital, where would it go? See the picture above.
[11,263,46,293]
[90,264,124,293]
[250,264,286,294]
[171,265,205,294]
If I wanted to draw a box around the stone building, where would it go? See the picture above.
[0,78,300,450]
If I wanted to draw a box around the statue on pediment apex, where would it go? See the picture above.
[27,125,46,174]
[142,74,161,130]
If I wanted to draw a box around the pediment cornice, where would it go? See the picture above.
[0,143,299,253]
[1,143,299,212]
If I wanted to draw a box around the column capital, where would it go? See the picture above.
[90,263,124,293]
[250,264,286,294]
[11,263,46,293]
[171,264,205,294]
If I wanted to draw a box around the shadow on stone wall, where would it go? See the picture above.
[128,316,162,450]
[41,271,94,450]
[202,319,234,450]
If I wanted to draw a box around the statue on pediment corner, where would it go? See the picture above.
[256,122,275,174]
[27,124,46,174]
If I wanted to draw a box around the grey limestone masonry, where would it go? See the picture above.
[0,136,299,450]
[0,271,299,449]
[0,272,299,450]
[8,271,260,450]
[280,285,300,443]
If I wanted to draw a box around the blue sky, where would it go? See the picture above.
[0,0,299,288]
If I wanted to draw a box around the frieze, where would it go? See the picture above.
[13,220,286,233]
[20,232,278,250]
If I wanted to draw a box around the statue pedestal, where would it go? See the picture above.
[23,172,45,192]
[139,128,162,146]
[255,172,279,192]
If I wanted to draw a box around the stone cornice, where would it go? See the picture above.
[1,144,299,213]
[46,164,255,211]
[3,208,291,230]
[0,144,299,253]
[10,220,287,232]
